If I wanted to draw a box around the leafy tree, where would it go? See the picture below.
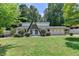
[19,4,41,22]
[0,3,19,28]
[19,4,30,22]
[27,5,40,32]
[63,3,79,26]
[44,3,64,26]
[29,5,39,22]
[19,4,41,32]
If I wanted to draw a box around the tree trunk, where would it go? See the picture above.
[34,22,41,34]
[26,20,41,35]
[26,20,33,32]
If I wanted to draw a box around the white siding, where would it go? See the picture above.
[69,29,79,34]
[22,22,50,27]
[22,22,30,27]
[50,29,65,35]
[37,22,49,26]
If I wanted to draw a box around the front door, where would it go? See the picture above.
[35,30,38,35]
[33,29,38,35]
[30,29,39,35]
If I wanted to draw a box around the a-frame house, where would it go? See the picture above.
[26,21,41,35]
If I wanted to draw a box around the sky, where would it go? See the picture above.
[26,3,48,16]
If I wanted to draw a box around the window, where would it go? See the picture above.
[35,30,38,34]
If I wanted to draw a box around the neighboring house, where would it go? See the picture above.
[16,22,66,35]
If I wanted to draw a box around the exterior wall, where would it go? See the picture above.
[37,22,50,26]
[22,22,50,27]
[21,22,66,35]
[28,29,40,36]
[22,22,30,27]
[69,29,79,34]
[50,28,65,35]
[16,26,66,35]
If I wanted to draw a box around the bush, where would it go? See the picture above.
[18,23,22,27]
[11,29,16,35]
[25,32,30,37]
[0,28,4,34]
[0,33,12,38]
[40,29,46,36]
[70,33,73,36]
[0,34,4,38]
[11,24,17,28]
[18,29,26,36]
[46,32,51,36]
[13,29,26,37]
[6,27,11,30]
[18,17,27,22]
[14,34,23,37]
[0,28,4,38]
[46,29,51,36]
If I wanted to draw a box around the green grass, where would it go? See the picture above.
[0,36,79,56]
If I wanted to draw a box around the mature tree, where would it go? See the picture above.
[37,14,42,22]
[44,3,64,26]
[29,5,40,22]
[19,4,41,22]
[19,4,30,22]
[27,5,40,32]
[43,8,48,22]
[19,4,41,32]
[63,3,79,26]
[0,3,19,28]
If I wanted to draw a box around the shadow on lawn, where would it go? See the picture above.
[65,37,79,42]
[65,37,79,50]
[66,42,79,50]
[0,44,18,56]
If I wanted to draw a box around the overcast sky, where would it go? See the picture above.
[26,3,48,16]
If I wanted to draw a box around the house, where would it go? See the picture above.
[16,22,66,35]
[69,26,79,34]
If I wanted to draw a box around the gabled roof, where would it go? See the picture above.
[30,23,38,29]
[22,22,50,27]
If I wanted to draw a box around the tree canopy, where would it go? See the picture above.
[0,3,79,28]
[63,3,79,26]
[44,3,64,26]
[19,4,41,22]
[0,3,19,28]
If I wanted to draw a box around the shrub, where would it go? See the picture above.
[40,29,46,36]
[11,24,17,28]
[18,17,27,22]
[25,32,30,37]
[14,34,23,37]
[4,33,12,37]
[70,33,73,36]
[0,28,4,34]
[0,28,4,38]
[46,29,51,36]
[46,32,51,36]
[11,29,16,35]
[0,34,4,38]
[18,23,22,27]
[6,27,11,30]
[18,29,25,36]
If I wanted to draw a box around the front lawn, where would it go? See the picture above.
[0,36,79,56]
